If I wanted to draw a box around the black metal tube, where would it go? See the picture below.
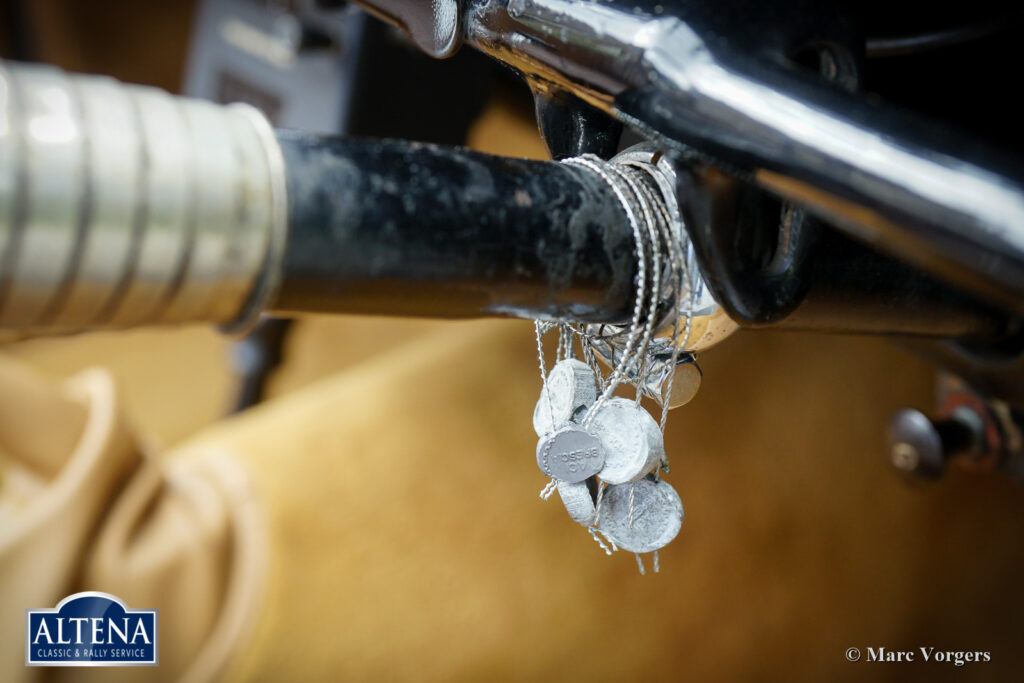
[270,132,1013,341]
[269,132,638,322]
[773,230,1016,339]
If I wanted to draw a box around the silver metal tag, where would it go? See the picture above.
[589,398,664,484]
[536,425,605,483]
[557,478,598,526]
[599,477,684,553]
[533,359,598,436]
[643,355,702,409]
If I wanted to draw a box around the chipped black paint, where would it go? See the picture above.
[272,132,637,322]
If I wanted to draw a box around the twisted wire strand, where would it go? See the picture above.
[562,156,651,430]
[537,150,695,567]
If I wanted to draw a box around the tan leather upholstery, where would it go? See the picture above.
[5,320,1024,681]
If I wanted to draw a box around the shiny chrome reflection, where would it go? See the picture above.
[465,0,1024,314]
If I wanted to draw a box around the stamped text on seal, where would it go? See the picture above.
[536,425,605,483]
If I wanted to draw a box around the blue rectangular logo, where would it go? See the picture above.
[26,592,158,666]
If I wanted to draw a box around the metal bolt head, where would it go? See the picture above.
[887,408,946,479]
[890,442,920,472]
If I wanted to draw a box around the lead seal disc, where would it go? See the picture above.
[598,477,683,553]
[536,425,605,483]
[533,359,598,436]
[557,478,599,526]
[589,397,664,484]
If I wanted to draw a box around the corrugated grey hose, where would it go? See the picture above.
[0,60,287,335]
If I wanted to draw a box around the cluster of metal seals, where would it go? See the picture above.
[533,354,685,572]
[0,60,287,335]
[529,145,706,573]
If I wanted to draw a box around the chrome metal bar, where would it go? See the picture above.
[463,0,1024,314]
[0,57,1011,345]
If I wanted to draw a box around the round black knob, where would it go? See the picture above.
[887,407,986,480]
[888,408,947,479]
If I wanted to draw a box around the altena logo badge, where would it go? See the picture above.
[25,592,158,666]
